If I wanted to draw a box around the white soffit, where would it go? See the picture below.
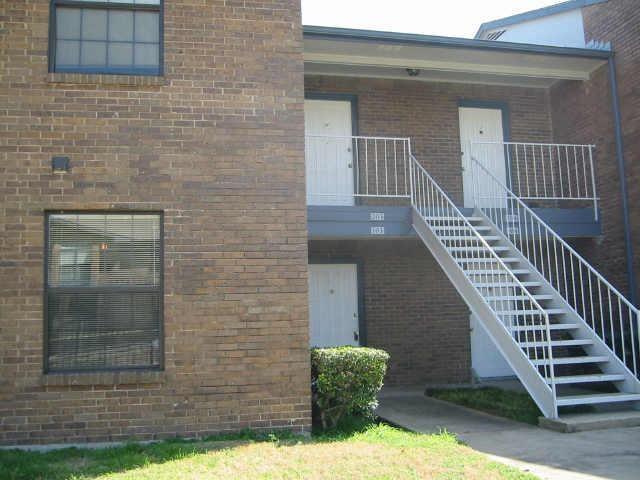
[304,37,607,88]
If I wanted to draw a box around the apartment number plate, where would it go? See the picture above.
[370,212,385,221]
[370,226,385,235]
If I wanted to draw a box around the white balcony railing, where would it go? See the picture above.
[305,136,599,218]
[471,142,599,219]
[305,135,412,206]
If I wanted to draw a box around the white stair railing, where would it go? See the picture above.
[409,155,557,414]
[470,156,640,379]
[471,142,598,219]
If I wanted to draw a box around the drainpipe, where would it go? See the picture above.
[608,54,637,305]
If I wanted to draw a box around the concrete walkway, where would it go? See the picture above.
[377,388,640,480]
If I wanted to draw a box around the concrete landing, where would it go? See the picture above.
[377,387,640,480]
[540,410,640,433]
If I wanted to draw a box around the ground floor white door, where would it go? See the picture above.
[459,107,507,208]
[308,263,359,347]
[304,99,354,206]
[470,314,514,378]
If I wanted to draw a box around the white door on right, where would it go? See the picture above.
[459,107,507,208]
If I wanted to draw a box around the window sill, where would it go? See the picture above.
[41,370,165,387]
[46,72,167,87]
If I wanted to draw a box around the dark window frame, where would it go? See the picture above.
[48,0,164,76]
[43,210,165,374]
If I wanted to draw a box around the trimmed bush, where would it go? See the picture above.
[311,346,390,429]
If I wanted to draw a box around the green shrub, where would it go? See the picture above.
[311,346,389,430]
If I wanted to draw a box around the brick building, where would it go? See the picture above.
[1,0,639,445]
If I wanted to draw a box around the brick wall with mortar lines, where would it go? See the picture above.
[0,0,310,445]
[305,75,555,205]
[583,0,638,299]
[549,0,639,298]
[309,239,471,386]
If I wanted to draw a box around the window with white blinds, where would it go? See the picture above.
[45,212,162,372]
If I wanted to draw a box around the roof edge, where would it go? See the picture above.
[474,0,609,39]
[303,25,612,59]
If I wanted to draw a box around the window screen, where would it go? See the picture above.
[51,0,161,75]
[45,213,162,372]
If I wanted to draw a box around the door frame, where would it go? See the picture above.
[308,256,367,346]
[457,99,512,191]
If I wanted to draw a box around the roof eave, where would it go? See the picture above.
[303,25,612,60]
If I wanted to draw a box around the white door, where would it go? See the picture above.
[459,107,507,208]
[308,263,359,347]
[305,99,354,206]
[470,314,514,378]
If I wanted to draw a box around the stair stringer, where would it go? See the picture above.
[411,209,557,418]
[476,209,640,395]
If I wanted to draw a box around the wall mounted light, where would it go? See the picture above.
[51,156,71,173]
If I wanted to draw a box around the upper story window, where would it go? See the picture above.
[45,212,163,372]
[50,0,162,76]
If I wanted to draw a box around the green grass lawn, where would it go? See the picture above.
[426,387,542,425]
[0,420,537,480]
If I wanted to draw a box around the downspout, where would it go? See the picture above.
[608,54,637,305]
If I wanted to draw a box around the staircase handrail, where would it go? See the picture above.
[409,154,557,404]
[471,155,640,378]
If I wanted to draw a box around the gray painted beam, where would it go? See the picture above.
[307,206,601,239]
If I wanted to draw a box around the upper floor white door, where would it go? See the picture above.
[304,99,354,206]
[459,107,507,208]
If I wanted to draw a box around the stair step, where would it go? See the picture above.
[486,294,554,301]
[520,339,593,348]
[512,323,580,332]
[473,281,542,288]
[426,216,483,223]
[449,246,510,253]
[546,374,626,385]
[532,355,609,366]
[458,257,520,264]
[441,235,501,242]
[434,225,491,232]
[468,269,530,276]
[540,411,640,433]
[556,393,640,407]
[496,308,565,316]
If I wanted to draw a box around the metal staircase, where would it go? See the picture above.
[408,154,640,419]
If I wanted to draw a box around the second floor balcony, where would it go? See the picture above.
[306,134,600,239]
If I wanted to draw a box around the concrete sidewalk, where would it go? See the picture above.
[377,388,640,480]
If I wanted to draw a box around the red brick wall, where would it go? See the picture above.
[0,0,309,445]
[583,0,639,300]
[309,239,471,386]
[305,76,554,204]
[549,0,639,297]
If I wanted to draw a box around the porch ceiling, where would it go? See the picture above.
[304,27,609,88]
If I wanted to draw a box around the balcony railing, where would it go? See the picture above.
[305,136,599,218]
[305,135,412,206]
[471,142,598,219]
